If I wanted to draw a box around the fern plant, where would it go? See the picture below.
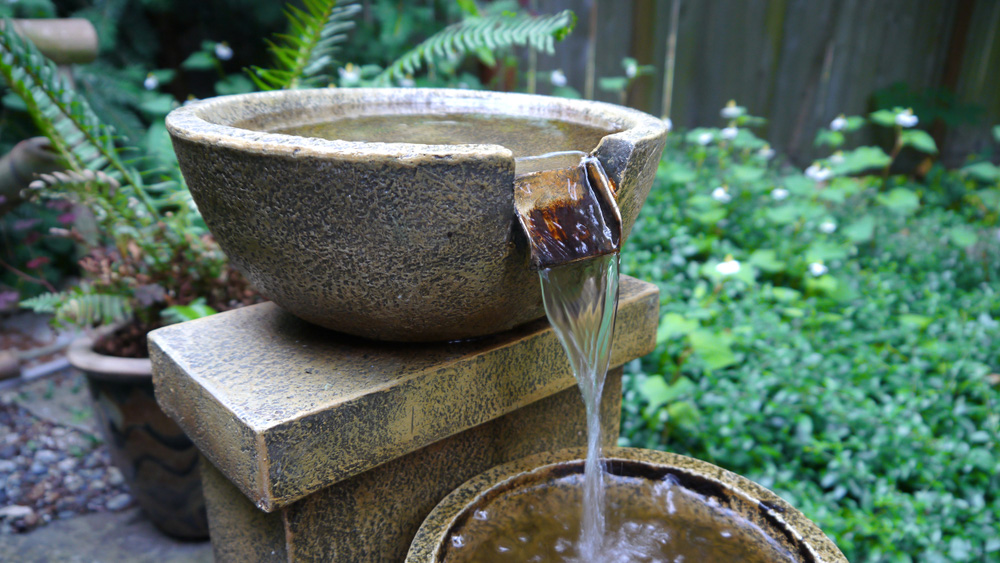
[248,0,361,90]
[374,10,576,86]
[0,22,254,346]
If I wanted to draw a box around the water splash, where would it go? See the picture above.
[539,252,620,558]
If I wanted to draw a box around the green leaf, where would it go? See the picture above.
[771,287,802,303]
[689,330,737,370]
[831,146,892,176]
[843,116,866,132]
[666,400,701,426]
[749,249,786,273]
[843,215,876,242]
[181,51,216,70]
[876,188,920,215]
[947,226,977,248]
[962,161,1000,183]
[899,314,932,330]
[900,129,938,154]
[656,313,699,344]
[138,93,175,116]
[689,207,727,225]
[993,124,1000,143]
[215,74,256,96]
[161,298,217,324]
[658,162,697,185]
[870,109,897,127]
[730,164,765,182]
[806,242,848,262]
[783,174,814,196]
[640,375,695,412]
[765,205,800,225]
[814,129,844,148]
[598,77,627,92]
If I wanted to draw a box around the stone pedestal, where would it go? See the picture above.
[150,276,658,562]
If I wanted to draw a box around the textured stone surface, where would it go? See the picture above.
[200,370,622,562]
[407,448,849,563]
[150,275,658,512]
[166,88,668,341]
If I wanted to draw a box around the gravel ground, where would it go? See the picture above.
[0,392,135,534]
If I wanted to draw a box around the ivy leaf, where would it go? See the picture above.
[876,188,920,215]
[640,375,695,412]
[749,249,786,273]
[900,130,938,154]
[947,226,977,248]
[843,215,876,242]
[689,330,737,370]
[962,162,1000,183]
[656,313,699,344]
[870,109,897,127]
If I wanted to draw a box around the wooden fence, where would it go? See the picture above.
[526,0,1000,165]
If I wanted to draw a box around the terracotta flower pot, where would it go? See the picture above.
[67,336,208,539]
[408,447,847,562]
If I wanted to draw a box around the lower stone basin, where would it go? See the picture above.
[407,448,847,562]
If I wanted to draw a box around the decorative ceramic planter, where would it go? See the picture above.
[166,88,668,342]
[67,336,208,539]
[407,447,847,562]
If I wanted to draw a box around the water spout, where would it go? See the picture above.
[514,154,622,270]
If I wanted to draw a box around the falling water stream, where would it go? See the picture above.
[539,253,620,559]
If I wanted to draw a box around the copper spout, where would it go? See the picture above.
[514,155,622,270]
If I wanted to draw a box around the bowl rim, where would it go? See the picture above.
[405,446,847,563]
[165,88,668,162]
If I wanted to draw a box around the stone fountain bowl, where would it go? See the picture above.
[407,448,848,562]
[166,88,667,341]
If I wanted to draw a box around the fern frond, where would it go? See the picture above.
[0,20,159,223]
[249,0,361,90]
[375,10,575,86]
[22,291,133,327]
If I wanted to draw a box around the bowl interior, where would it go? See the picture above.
[437,459,811,562]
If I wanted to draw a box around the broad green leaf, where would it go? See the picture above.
[844,116,866,132]
[900,130,938,154]
[818,186,846,203]
[831,146,892,176]
[814,129,844,148]
[781,307,805,318]
[215,74,256,96]
[749,249,786,273]
[690,330,737,370]
[962,161,1000,183]
[138,94,175,116]
[947,226,977,248]
[783,175,814,195]
[869,109,897,127]
[771,287,802,303]
[640,375,695,412]
[977,188,1000,208]
[843,216,876,242]
[805,274,838,296]
[807,242,848,262]
[899,314,932,330]
[765,205,800,225]
[656,313,699,343]
[181,51,216,70]
[730,164,765,182]
[659,162,697,184]
[162,299,217,324]
[876,188,920,215]
[666,400,701,426]
[599,77,628,92]
[993,124,1000,143]
[685,128,717,145]
[690,208,727,225]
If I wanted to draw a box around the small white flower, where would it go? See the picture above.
[720,100,742,119]
[716,255,741,276]
[895,108,918,128]
[721,126,738,140]
[399,76,416,87]
[771,188,789,201]
[143,73,159,91]
[830,115,847,131]
[663,117,673,132]
[808,261,828,276]
[829,151,845,165]
[697,131,713,146]
[819,220,837,234]
[805,163,833,182]
[625,61,637,79]
[711,186,732,203]
[339,63,361,83]
[550,69,567,87]
[214,42,233,61]
[758,144,775,160]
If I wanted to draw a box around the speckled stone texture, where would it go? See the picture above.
[408,448,849,563]
[166,88,668,341]
[150,276,657,512]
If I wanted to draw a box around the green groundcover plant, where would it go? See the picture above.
[620,104,1000,562]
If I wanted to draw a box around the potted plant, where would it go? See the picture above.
[0,25,257,539]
